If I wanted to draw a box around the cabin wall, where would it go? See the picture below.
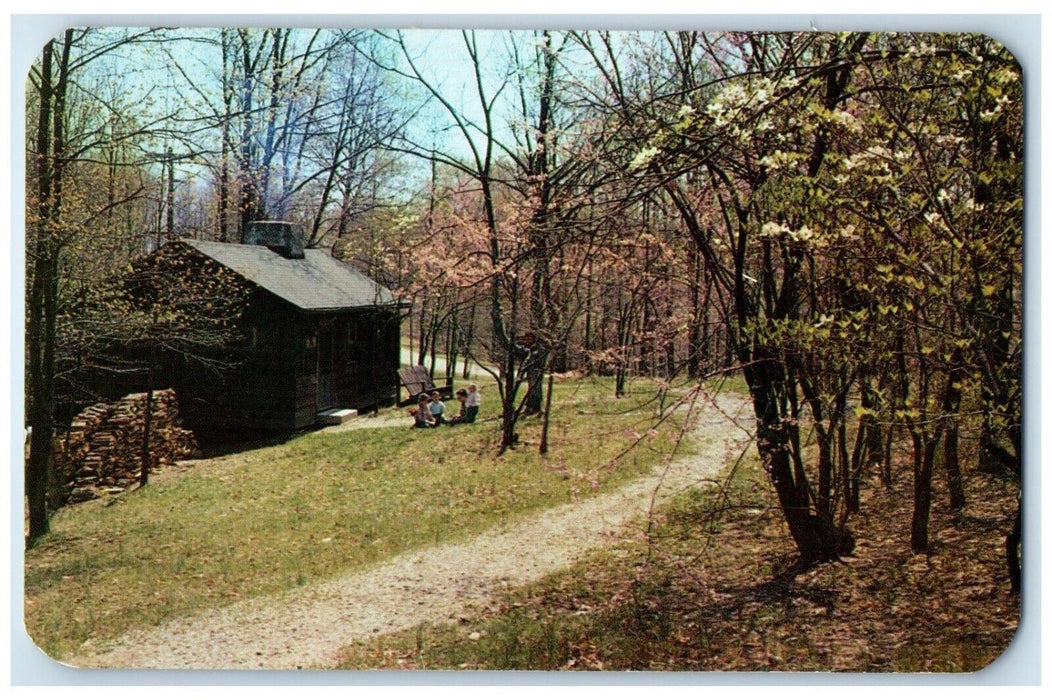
[175,294,299,432]
[236,297,300,430]
[291,309,401,427]
[171,302,401,433]
[293,319,319,429]
[333,309,401,411]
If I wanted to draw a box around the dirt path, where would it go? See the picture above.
[70,394,752,670]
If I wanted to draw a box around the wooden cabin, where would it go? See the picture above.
[81,224,405,434]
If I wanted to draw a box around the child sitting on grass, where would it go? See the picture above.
[410,393,436,428]
[447,387,478,425]
[463,384,480,423]
[428,391,447,425]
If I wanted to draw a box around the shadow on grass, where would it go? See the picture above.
[192,427,299,459]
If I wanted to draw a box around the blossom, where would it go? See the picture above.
[761,221,788,238]
[629,145,661,171]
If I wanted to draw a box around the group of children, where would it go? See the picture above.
[410,384,480,429]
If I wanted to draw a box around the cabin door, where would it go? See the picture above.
[317,324,335,410]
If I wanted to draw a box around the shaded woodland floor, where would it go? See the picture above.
[628,472,1022,672]
[338,455,1021,673]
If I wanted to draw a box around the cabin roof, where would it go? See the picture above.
[177,239,399,312]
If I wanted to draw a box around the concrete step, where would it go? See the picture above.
[316,408,357,426]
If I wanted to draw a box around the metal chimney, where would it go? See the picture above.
[245,221,305,259]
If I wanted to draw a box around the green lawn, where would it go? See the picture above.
[24,376,693,661]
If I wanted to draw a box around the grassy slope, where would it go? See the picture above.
[24,376,691,660]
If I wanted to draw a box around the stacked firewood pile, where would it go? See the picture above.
[54,389,198,505]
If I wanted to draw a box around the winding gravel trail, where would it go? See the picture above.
[70,394,751,670]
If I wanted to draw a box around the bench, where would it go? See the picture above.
[397,366,453,406]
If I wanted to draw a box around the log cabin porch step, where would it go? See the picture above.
[316,408,357,426]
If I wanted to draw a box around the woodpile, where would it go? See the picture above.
[54,389,198,505]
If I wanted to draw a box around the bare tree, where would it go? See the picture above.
[25,27,167,543]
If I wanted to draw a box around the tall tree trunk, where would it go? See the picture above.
[524,30,556,416]
[909,431,938,553]
[416,299,429,367]
[663,282,676,379]
[237,29,264,237]
[615,301,630,398]
[26,38,55,545]
[746,356,834,565]
[583,258,594,374]
[165,146,175,240]
[428,326,438,379]
[838,407,856,514]
[139,373,154,487]
[444,312,459,384]
[942,348,966,510]
[539,367,556,455]
[218,29,233,242]
[809,397,833,516]
[523,347,545,416]
[26,31,73,544]
[1006,492,1021,593]
[497,272,520,454]
[460,301,476,380]
[848,377,882,511]
[687,246,705,379]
